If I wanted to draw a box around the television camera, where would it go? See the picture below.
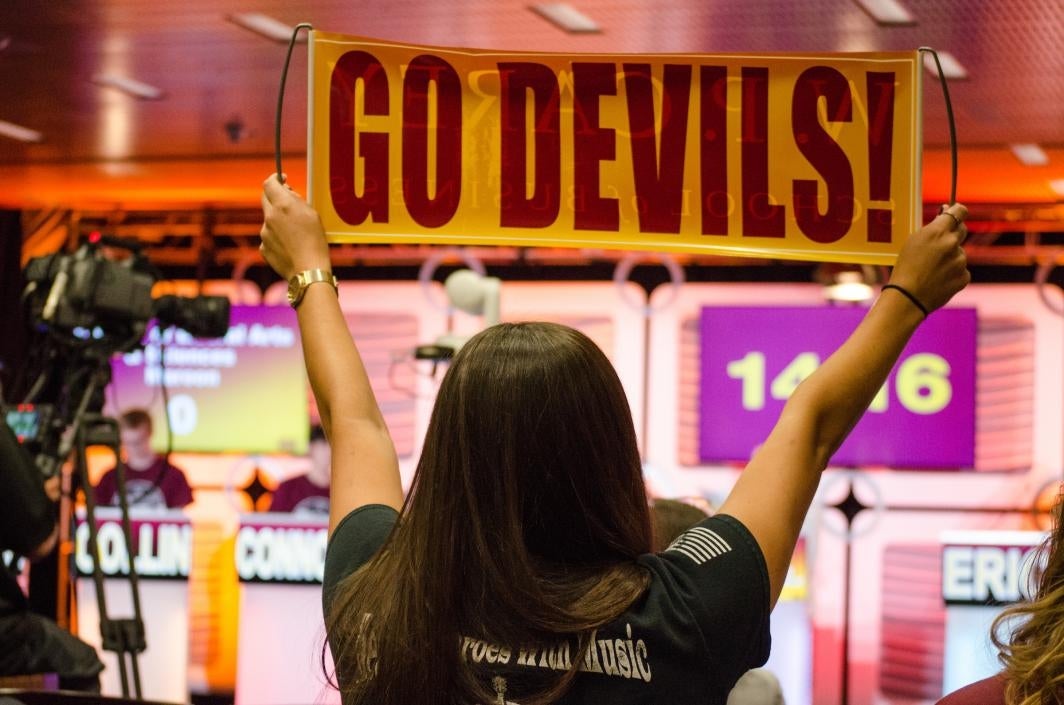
[23,233,229,349]
[10,233,230,477]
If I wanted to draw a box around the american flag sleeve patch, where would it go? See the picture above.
[665,527,733,565]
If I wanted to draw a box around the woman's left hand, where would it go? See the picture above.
[260,175,332,281]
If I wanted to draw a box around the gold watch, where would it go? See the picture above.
[286,268,338,308]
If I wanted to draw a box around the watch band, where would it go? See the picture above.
[287,268,338,308]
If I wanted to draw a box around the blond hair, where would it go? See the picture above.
[991,499,1064,705]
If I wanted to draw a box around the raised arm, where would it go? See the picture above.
[260,176,403,533]
[718,205,971,607]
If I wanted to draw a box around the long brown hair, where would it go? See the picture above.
[326,322,653,704]
[992,494,1064,705]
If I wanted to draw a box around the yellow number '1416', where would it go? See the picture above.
[726,351,952,414]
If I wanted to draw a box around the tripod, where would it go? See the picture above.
[49,360,147,700]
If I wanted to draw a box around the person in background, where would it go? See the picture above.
[651,498,716,550]
[260,174,969,705]
[936,491,1064,705]
[94,408,193,510]
[652,498,786,705]
[1,420,103,691]
[270,425,331,515]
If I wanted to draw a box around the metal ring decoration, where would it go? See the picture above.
[612,252,685,317]
[1035,259,1063,316]
[939,208,961,230]
[1031,477,1063,531]
[417,248,487,314]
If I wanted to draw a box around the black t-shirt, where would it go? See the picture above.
[0,422,52,557]
[0,421,53,615]
[323,505,771,705]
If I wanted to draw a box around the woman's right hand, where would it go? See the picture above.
[260,175,332,282]
[887,203,971,314]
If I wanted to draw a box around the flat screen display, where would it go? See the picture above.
[699,306,977,468]
[108,305,308,454]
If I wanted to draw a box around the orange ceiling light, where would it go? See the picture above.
[923,147,1064,205]
[0,159,308,210]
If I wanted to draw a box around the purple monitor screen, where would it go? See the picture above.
[107,305,308,455]
[699,306,977,469]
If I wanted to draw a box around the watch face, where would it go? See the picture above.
[286,271,333,308]
[287,276,302,305]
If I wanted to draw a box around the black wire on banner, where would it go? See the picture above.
[918,47,959,206]
[276,23,314,184]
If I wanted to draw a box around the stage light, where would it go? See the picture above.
[0,119,43,143]
[428,269,502,355]
[825,271,874,303]
[852,0,916,26]
[1011,143,1049,167]
[819,264,880,303]
[444,269,501,326]
[923,51,968,80]
[227,13,302,43]
[529,3,602,34]
[92,73,164,100]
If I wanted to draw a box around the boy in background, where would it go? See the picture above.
[94,408,193,510]
[269,425,331,515]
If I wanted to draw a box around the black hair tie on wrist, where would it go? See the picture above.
[882,284,929,318]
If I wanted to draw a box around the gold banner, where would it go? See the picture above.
[309,34,921,264]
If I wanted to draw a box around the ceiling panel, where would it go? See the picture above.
[0,0,1060,209]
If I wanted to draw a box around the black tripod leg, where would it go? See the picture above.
[103,413,147,700]
[115,643,131,699]
[129,641,143,700]
[76,423,127,697]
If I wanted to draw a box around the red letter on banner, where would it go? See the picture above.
[330,51,389,225]
[402,55,462,228]
[499,62,561,228]
[572,62,619,232]
[700,66,728,236]
[741,67,784,238]
[623,63,692,234]
[791,66,854,243]
[866,72,896,243]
